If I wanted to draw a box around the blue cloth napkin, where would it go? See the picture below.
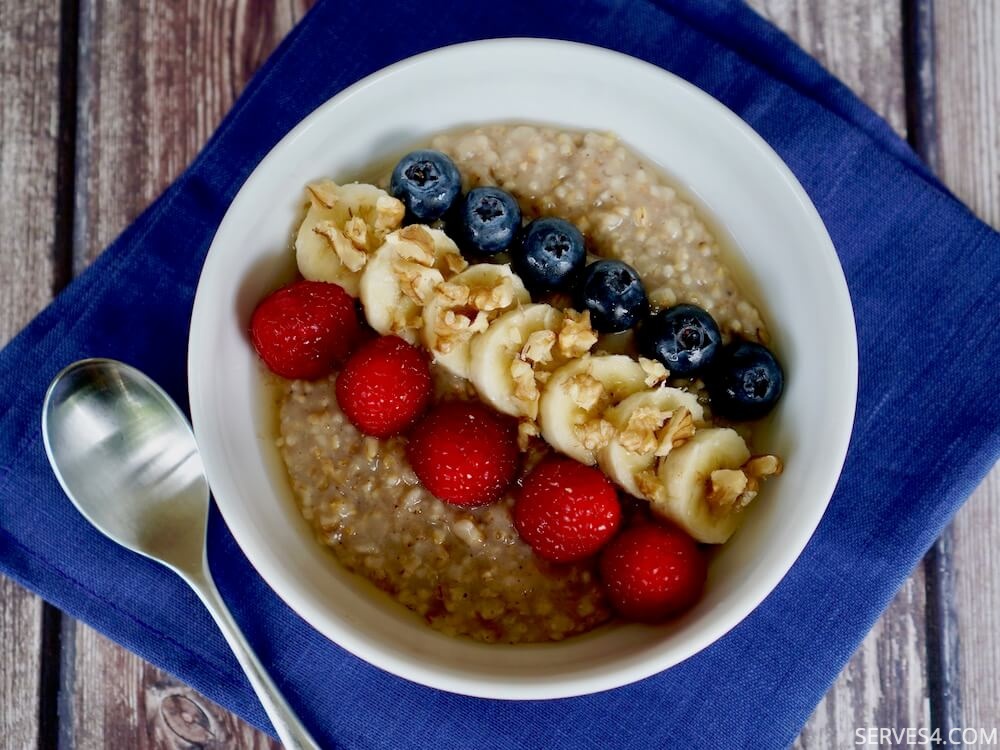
[2,1,999,747]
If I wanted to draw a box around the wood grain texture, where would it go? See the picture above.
[66,1,313,747]
[0,580,42,750]
[932,0,1000,738]
[745,3,934,748]
[746,0,907,137]
[69,626,280,750]
[0,1,64,747]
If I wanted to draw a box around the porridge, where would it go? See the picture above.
[251,124,785,644]
[428,126,767,342]
[277,375,610,643]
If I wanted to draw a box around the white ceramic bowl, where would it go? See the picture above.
[189,39,857,700]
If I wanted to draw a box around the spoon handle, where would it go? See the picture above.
[187,569,323,750]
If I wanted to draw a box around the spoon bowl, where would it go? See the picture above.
[42,359,207,572]
[41,358,320,750]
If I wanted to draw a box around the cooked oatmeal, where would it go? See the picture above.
[274,125,775,643]
[277,376,611,643]
[430,125,768,342]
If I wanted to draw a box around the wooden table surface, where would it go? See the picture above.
[1,1,997,747]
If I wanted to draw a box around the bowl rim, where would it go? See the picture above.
[188,37,858,699]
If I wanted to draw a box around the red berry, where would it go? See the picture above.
[336,336,432,438]
[407,401,518,506]
[250,280,359,380]
[514,457,622,563]
[599,523,706,622]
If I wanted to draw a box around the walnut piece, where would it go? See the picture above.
[707,469,749,511]
[517,420,540,452]
[565,372,604,411]
[619,406,671,455]
[638,357,669,387]
[312,220,368,273]
[636,469,665,502]
[738,454,784,507]
[557,310,598,358]
[654,408,696,457]
[470,275,515,311]
[306,179,339,208]
[373,195,405,238]
[574,418,615,451]
[521,329,557,365]
[510,358,540,416]
[433,308,489,353]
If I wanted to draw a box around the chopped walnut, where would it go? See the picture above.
[707,469,748,511]
[389,304,423,335]
[343,216,368,249]
[394,260,442,304]
[510,358,540,411]
[396,226,437,265]
[745,455,783,479]
[373,195,405,238]
[654,408,696,457]
[738,454,783,507]
[433,308,489,353]
[437,281,470,306]
[574,418,615,452]
[517,420,540,452]
[636,469,665,501]
[306,179,339,208]
[521,329,556,365]
[638,357,669,387]
[443,252,468,275]
[619,406,671,454]
[313,220,367,272]
[565,372,604,411]
[557,310,598,358]
[467,275,514,311]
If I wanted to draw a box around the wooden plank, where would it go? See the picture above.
[930,0,1000,739]
[66,1,313,747]
[747,0,908,137]
[0,0,66,747]
[744,3,934,748]
[0,580,42,750]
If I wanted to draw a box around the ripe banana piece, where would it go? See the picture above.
[652,427,751,543]
[468,303,563,418]
[359,225,466,345]
[597,387,704,499]
[538,354,648,465]
[295,180,404,296]
[420,264,530,379]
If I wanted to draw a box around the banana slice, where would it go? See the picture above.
[539,355,648,465]
[359,225,467,344]
[420,264,530,379]
[468,303,563,418]
[295,180,405,296]
[597,387,704,499]
[652,427,752,543]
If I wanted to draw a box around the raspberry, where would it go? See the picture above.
[514,457,622,562]
[407,401,518,506]
[336,336,432,438]
[599,523,706,622]
[250,280,359,380]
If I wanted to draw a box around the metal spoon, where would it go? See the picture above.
[41,358,321,750]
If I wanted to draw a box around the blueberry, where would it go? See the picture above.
[574,260,648,333]
[512,217,586,294]
[456,187,521,255]
[707,341,784,421]
[637,303,722,376]
[389,150,462,222]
